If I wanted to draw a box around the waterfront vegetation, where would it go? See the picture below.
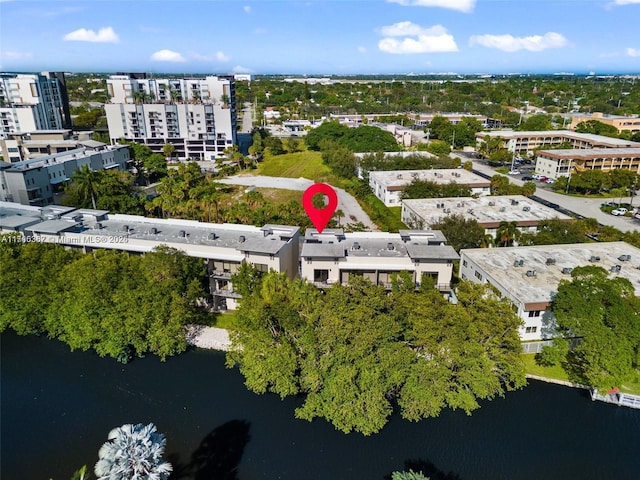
[0,237,210,362]
[226,265,526,435]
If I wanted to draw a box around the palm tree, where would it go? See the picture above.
[94,423,172,480]
[72,165,100,209]
[495,221,520,247]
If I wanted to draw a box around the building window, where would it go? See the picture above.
[474,270,483,280]
[525,326,537,334]
[528,310,541,318]
[254,263,269,273]
[314,269,329,283]
[462,260,468,267]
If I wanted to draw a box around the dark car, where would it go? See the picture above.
[521,176,534,181]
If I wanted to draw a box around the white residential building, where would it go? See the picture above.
[0,144,130,205]
[535,147,640,180]
[0,129,96,163]
[0,201,300,310]
[0,72,72,135]
[301,228,459,291]
[402,195,573,236]
[459,242,640,342]
[476,130,640,156]
[105,74,237,160]
[369,169,491,206]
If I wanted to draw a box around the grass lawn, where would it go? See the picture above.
[255,187,303,204]
[257,151,331,181]
[212,311,241,331]
[521,354,570,382]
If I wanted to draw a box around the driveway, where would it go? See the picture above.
[468,160,640,233]
[218,174,378,231]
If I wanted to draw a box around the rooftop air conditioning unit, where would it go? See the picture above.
[500,207,506,212]
[514,259,524,267]
[179,230,186,238]
[387,242,394,251]
[546,258,555,265]
[525,270,537,277]
[95,222,103,230]
[397,174,403,179]
[511,199,519,206]
[457,203,462,207]
[444,208,451,213]
[523,206,531,212]
[352,242,361,250]
[618,254,631,262]
[239,235,246,243]
[488,201,495,206]
[150,227,158,235]
[589,256,601,263]
[610,265,622,273]
[561,267,573,275]
[122,225,129,232]
[208,232,217,240]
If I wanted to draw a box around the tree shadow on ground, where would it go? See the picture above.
[385,458,463,480]
[169,419,251,480]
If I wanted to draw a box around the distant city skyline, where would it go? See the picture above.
[1,0,640,75]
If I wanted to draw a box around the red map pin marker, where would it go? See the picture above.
[302,183,338,233]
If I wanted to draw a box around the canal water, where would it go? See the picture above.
[2,331,639,480]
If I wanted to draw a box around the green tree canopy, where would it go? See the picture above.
[551,266,640,392]
[430,213,486,252]
[227,269,525,435]
[401,180,471,200]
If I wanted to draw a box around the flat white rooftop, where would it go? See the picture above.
[537,148,640,158]
[403,195,573,228]
[369,169,490,189]
[478,130,640,147]
[461,242,640,308]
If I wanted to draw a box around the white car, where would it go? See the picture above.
[545,178,555,184]
[611,208,628,216]
[532,173,543,180]
[508,170,520,175]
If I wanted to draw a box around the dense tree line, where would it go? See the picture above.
[306,121,400,152]
[226,267,525,435]
[542,266,640,392]
[0,239,207,362]
[552,169,639,196]
[401,180,472,200]
[358,151,459,175]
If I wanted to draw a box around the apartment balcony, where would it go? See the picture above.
[210,270,232,279]
[211,289,241,299]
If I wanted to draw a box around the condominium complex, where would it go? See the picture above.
[476,130,640,156]
[402,195,573,235]
[0,144,130,205]
[569,112,640,134]
[459,242,640,342]
[104,74,237,160]
[0,72,72,134]
[0,129,96,163]
[0,201,300,310]
[535,147,640,180]
[369,169,491,206]
[300,228,459,291]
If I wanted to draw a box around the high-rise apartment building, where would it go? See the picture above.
[104,74,237,160]
[0,72,72,135]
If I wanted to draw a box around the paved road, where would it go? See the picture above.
[218,174,378,231]
[467,159,640,233]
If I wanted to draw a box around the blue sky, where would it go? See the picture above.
[1,0,640,75]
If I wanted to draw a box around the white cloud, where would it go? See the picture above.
[613,0,640,5]
[627,47,640,57]
[0,50,33,60]
[387,0,475,13]
[357,46,367,53]
[215,51,231,62]
[232,65,253,73]
[469,32,568,52]
[150,49,187,62]
[63,26,119,43]
[243,5,251,13]
[378,22,458,54]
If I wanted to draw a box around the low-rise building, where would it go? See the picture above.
[569,112,640,134]
[0,201,300,310]
[535,147,640,180]
[369,169,491,206]
[459,242,640,342]
[476,130,640,156]
[0,144,130,205]
[402,195,573,235]
[301,228,459,291]
[0,130,96,163]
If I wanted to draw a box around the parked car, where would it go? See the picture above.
[522,176,534,181]
[611,208,628,216]
[601,201,617,207]
[538,176,548,182]
[545,178,555,184]
[508,170,520,175]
